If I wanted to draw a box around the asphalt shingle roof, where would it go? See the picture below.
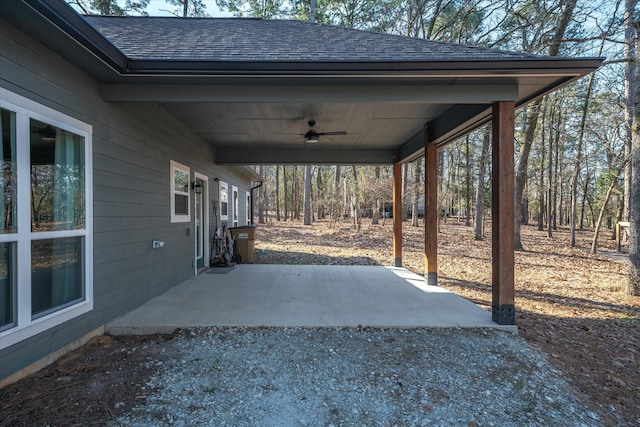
[84,16,544,63]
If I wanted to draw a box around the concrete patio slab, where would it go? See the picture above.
[106,265,517,335]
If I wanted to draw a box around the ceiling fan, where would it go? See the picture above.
[32,125,57,142]
[301,120,346,143]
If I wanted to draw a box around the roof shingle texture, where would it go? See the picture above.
[84,16,544,62]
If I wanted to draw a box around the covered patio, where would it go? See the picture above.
[106,265,518,334]
[4,2,602,327]
[73,17,598,326]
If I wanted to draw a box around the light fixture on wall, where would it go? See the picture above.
[191,181,202,194]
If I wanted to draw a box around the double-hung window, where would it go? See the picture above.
[0,88,93,349]
[170,161,190,223]
[219,181,228,221]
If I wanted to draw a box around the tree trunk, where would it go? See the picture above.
[293,166,299,220]
[538,102,548,231]
[332,165,341,222]
[465,135,471,226]
[514,101,540,250]
[627,0,640,295]
[580,174,590,230]
[571,37,601,245]
[514,0,577,250]
[303,165,312,225]
[553,121,562,230]
[558,173,565,227]
[372,199,380,225]
[547,103,556,238]
[474,126,490,240]
[412,161,421,227]
[547,188,553,237]
[283,166,288,221]
[351,166,359,230]
[402,163,408,221]
[538,157,545,231]
[570,133,584,245]
[316,167,324,219]
[372,166,380,225]
[624,0,637,223]
[258,165,265,224]
[446,149,456,219]
[275,165,281,221]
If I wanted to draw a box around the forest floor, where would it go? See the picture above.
[253,218,639,426]
[1,218,638,426]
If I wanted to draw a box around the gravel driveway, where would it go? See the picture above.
[111,327,599,426]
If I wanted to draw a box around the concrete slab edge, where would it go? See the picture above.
[106,324,518,336]
[104,325,179,336]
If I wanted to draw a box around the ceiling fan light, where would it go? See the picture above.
[306,136,319,143]
[40,125,57,142]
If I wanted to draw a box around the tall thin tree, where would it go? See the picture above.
[629,0,640,295]
[474,126,490,240]
[514,0,578,250]
[275,165,281,221]
[303,165,313,225]
[624,0,638,223]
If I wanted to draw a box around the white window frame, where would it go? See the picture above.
[0,88,93,350]
[246,191,251,225]
[170,160,190,223]
[232,185,238,227]
[219,181,229,221]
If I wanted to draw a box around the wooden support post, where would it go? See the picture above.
[491,101,516,325]
[424,131,438,285]
[393,153,402,267]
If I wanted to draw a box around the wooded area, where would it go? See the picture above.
[70,0,640,293]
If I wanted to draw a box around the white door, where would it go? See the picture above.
[232,186,239,227]
[194,173,209,273]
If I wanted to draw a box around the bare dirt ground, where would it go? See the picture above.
[1,218,638,426]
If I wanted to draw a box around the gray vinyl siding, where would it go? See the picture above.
[0,19,252,379]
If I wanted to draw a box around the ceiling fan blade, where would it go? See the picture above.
[319,131,347,136]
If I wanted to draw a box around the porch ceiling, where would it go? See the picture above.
[2,1,602,165]
[105,81,518,165]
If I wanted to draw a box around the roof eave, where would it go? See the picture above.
[125,58,603,78]
[15,0,129,71]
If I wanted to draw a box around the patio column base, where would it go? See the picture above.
[492,303,515,325]
[425,272,438,286]
[394,257,402,267]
